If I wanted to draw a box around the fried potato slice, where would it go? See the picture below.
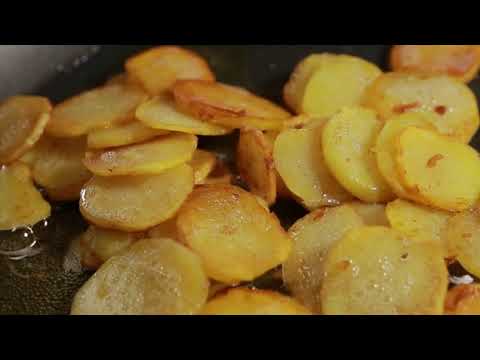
[237,128,276,205]
[348,201,389,226]
[445,284,480,315]
[322,106,394,203]
[104,72,143,88]
[80,163,194,232]
[200,288,312,315]
[283,205,365,313]
[0,162,51,230]
[321,226,448,315]
[390,45,480,83]
[173,80,290,130]
[136,95,231,136]
[46,85,148,138]
[0,96,51,164]
[189,149,217,185]
[263,130,293,199]
[363,72,480,143]
[71,238,209,315]
[394,127,480,211]
[273,121,353,209]
[125,46,215,95]
[177,184,291,284]
[147,217,178,242]
[283,54,382,118]
[202,161,233,185]
[84,133,197,177]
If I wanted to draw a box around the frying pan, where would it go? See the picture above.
[0,45,479,315]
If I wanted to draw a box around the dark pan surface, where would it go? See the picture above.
[0,45,479,315]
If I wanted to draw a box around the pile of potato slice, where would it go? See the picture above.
[2,45,480,315]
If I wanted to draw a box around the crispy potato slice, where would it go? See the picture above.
[283,54,382,118]
[445,284,480,315]
[71,238,209,315]
[46,85,148,138]
[173,80,290,131]
[189,150,217,185]
[321,226,448,315]
[283,205,365,313]
[201,288,312,315]
[363,72,480,143]
[390,45,480,83]
[0,163,51,230]
[147,217,178,242]
[322,106,395,203]
[136,96,231,136]
[348,201,389,226]
[395,127,480,211]
[177,184,291,284]
[273,121,353,209]
[0,96,51,164]
[237,128,276,205]
[125,46,215,95]
[80,163,194,232]
[84,133,197,176]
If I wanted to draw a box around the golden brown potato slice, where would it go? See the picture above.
[322,106,395,203]
[321,226,448,315]
[80,163,194,232]
[71,238,209,315]
[0,96,51,164]
[173,80,290,131]
[283,54,382,118]
[348,201,389,226]
[0,162,51,230]
[202,161,233,185]
[390,45,480,83]
[125,46,215,95]
[189,150,217,185]
[394,127,480,211]
[237,128,276,205]
[363,72,479,143]
[445,284,480,315]
[177,184,291,284]
[104,72,143,88]
[147,217,179,242]
[200,288,312,315]
[283,205,365,313]
[46,85,148,138]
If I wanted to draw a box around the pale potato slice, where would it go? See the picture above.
[46,85,148,138]
[0,96,51,164]
[136,96,231,136]
[283,54,382,118]
[237,128,276,205]
[87,121,169,149]
[189,150,217,185]
[71,238,209,315]
[322,106,394,203]
[321,226,448,315]
[348,201,389,226]
[177,184,291,284]
[80,163,194,232]
[147,217,178,242]
[173,80,290,130]
[394,127,480,211]
[390,45,480,83]
[283,205,365,313]
[125,46,215,95]
[200,288,312,315]
[273,121,353,209]
[84,134,197,177]
[363,73,480,143]
[30,136,92,201]
[445,284,480,315]
[0,163,51,230]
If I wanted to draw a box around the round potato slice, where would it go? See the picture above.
[84,133,197,177]
[125,46,215,95]
[0,96,51,164]
[237,128,276,206]
[46,84,148,138]
[173,80,290,131]
[348,201,389,226]
[147,217,179,242]
[189,150,217,185]
[445,284,480,315]
[283,53,382,118]
[200,288,312,315]
[322,106,394,203]
[177,184,292,284]
[394,127,480,211]
[363,72,480,143]
[71,238,209,315]
[80,163,194,232]
[283,205,365,313]
[321,226,448,315]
